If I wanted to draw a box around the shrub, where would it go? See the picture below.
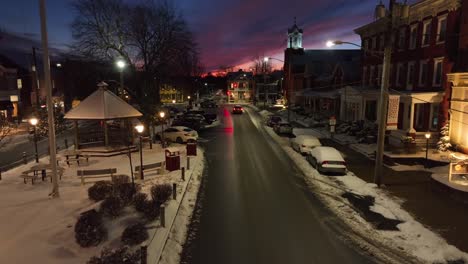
[150,184,172,205]
[87,246,141,264]
[75,209,106,247]
[100,196,124,218]
[132,193,148,213]
[121,222,149,246]
[88,181,113,202]
[114,183,138,205]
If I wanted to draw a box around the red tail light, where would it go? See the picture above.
[322,161,329,165]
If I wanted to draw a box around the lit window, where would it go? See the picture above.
[433,57,444,86]
[422,20,432,46]
[436,15,447,43]
[17,79,22,89]
[409,25,418,49]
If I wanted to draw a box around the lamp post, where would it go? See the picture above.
[135,125,144,180]
[116,59,126,96]
[425,133,431,168]
[264,56,288,121]
[29,117,39,163]
[159,111,165,148]
[172,99,176,104]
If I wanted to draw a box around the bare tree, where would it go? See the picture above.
[0,116,12,149]
[251,55,271,75]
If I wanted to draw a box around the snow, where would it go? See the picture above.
[258,110,272,118]
[249,107,468,263]
[0,143,205,264]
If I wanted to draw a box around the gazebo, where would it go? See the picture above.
[64,82,143,150]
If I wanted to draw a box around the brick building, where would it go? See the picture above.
[354,0,465,146]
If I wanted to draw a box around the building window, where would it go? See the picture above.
[379,34,385,50]
[396,63,405,86]
[431,104,439,131]
[369,65,375,86]
[433,57,444,86]
[419,60,428,86]
[422,20,432,46]
[407,62,415,90]
[414,103,430,131]
[365,100,377,121]
[398,27,406,50]
[409,25,418,49]
[437,15,447,43]
[377,65,383,86]
[362,66,367,86]
[17,79,22,89]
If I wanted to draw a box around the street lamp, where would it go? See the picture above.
[172,99,176,104]
[56,63,62,68]
[265,56,288,121]
[326,40,363,48]
[29,117,39,163]
[187,95,191,100]
[116,59,126,96]
[159,111,166,148]
[425,133,431,168]
[135,124,144,180]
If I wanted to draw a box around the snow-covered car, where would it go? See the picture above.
[273,122,293,134]
[306,146,347,175]
[291,135,321,155]
[266,115,282,127]
[156,126,198,144]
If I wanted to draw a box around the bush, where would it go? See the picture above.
[112,175,130,185]
[150,184,172,205]
[143,201,160,220]
[121,222,149,246]
[132,193,148,213]
[87,246,141,264]
[88,181,113,202]
[75,209,107,247]
[100,196,124,218]
[115,183,138,205]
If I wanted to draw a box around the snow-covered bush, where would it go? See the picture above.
[75,209,107,247]
[132,193,148,213]
[115,183,139,205]
[121,222,148,246]
[100,196,124,218]
[88,181,113,202]
[142,201,160,220]
[150,184,172,205]
[87,246,141,264]
[437,123,452,152]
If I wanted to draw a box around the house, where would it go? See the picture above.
[283,20,361,117]
[254,70,283,105]
[354,0,465,146]
[0,55,22,120]
[226,70,254,103]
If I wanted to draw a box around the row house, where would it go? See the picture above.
[354,0,464,146]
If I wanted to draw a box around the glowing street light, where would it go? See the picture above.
[135,124,145,180]
[425,133,431,168]
[159,111,166,148]
[116,60,126,69]
[172,99,176,104]
[116,59,126,96]
[187,96,191,100]
[56,63,62,68]
[29,117,39,163]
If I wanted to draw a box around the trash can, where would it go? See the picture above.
[165,149,180,171]
[186,141,197,156]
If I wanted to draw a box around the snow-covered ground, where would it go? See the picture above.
[246,106,468,263]
[0,143,205,264]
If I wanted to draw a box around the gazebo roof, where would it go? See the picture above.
[64,82,143,120]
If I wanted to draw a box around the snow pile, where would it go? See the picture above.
[258,110,272,118]
[258,115,468,263]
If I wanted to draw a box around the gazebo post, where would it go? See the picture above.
[104,120,109,147]
[74,120,79,150]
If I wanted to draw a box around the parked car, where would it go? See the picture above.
[156,126,198,143]
[232,105,244,114]
[273,122,293,134]
[171,118,205,131]
[306,146,347,175]
[291,135,321,155]
[266,115,282,127]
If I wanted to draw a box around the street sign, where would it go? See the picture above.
[387,95,400,130]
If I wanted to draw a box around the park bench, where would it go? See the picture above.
[66,155,90,167]
[77,168,117,185]
[20,169,39,184]
[20,167,64,184]
[134,161,166,179]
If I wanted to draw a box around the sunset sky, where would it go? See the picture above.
[0,0,417,72]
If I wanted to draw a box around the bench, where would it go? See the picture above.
[66,155,90,167]
[77,168,117,185]
[20,169,39,184]
[134,161,166,179]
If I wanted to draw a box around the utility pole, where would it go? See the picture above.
[39,0,59,197]
[32,47,41,108]
[374,0,400,187]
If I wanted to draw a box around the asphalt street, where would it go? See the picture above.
[181,106,374,264]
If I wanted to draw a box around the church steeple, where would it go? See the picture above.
[287,17,303,50]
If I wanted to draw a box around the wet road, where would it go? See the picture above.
[181,106,373,264]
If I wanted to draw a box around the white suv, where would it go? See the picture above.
[157,126,198,144]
